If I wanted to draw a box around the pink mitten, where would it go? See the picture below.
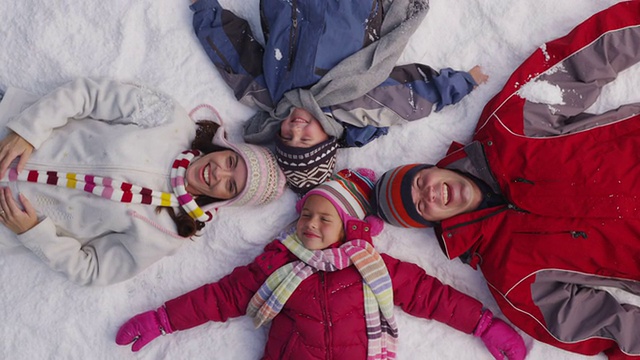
[474,310,526,360]
[115,306,174,352]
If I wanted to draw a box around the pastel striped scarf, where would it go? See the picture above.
[246,232,398,359]
[5,149,212,222]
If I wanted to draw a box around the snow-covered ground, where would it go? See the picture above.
[0,0,631,359]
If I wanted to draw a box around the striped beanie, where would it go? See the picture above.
[296,168,375,225]
[372,164,434,228]
[275,136,338,196]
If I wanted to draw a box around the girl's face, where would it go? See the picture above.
[296,195,345,250]
[411,167,482,221]
[279,107,329,148]
[185,150,247,200]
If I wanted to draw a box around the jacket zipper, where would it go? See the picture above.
[445,203,525,231]
[513,177,534,185]
[320,272,332,360]
[514,230,588,239]
[288,0,299,69]
[511,178,589,238]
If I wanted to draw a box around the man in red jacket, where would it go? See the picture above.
[374,2,640,359]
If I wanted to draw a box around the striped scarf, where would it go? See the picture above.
[246,232,398,359]
[5,149,212,222]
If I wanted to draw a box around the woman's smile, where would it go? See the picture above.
[185,150,247,200]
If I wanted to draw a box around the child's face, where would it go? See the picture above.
[296,195,345,250]
[279,107,329,148]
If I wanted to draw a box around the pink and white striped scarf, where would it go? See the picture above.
[5,149,212,222]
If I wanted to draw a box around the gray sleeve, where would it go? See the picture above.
[531,270,640,355]
[522,24,640,136]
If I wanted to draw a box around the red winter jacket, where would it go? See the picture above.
[164,221,483,359]
[434,2,640,358]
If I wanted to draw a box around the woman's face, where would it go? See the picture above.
[279,107,329,148]
[411,167,482,221]
[296,195,345,250]
[185,150,247,200]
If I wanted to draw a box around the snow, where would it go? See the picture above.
[518,79,565,106]
[0,0,631,359]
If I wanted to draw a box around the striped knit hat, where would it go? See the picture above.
[275,136,338,196]
[296,168,375,225]
[372,164,434,228]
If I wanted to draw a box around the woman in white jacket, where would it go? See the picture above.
[0,77,286,286]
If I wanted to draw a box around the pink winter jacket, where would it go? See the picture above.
[164,221,483,359]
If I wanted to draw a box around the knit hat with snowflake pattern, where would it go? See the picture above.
[275,136,338,196]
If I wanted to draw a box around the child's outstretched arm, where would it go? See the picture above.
[383,255,526,359]
[115,240,293,352]
[327,65,488,147]
[190,0,273,109]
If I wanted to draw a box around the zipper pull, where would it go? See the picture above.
[507,203,530,213]
[570,231,588,239]
[513,177,534,184]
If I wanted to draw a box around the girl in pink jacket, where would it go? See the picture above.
[115,169,525,359]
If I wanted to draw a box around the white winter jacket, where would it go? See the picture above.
[0,78,198,286]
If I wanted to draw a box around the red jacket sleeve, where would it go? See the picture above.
[383,253,484,334]
[164,240,295,331]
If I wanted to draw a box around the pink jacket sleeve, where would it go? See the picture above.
[383,253,484,334]
[345,218,483,334]
[163,240,294,331]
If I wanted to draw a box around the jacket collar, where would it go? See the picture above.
[435,205,509,268]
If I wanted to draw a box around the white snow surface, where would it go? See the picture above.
[518,80,565,106]
[0,0,632,359]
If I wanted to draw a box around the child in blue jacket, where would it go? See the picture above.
[190,0,488,194]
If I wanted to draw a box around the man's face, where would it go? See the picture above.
[411,167,482,221]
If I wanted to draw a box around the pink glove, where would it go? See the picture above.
[474,310,526,360]
[115,306,174,352]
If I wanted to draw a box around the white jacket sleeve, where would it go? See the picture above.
[6,77,175,149]
[16,217,183,286]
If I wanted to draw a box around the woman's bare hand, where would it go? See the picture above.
[0,132,34,179]
[0,187,38,234]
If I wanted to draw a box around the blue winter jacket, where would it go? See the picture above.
[191,0,477,147]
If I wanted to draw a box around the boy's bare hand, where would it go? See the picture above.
[469,65,489,86]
